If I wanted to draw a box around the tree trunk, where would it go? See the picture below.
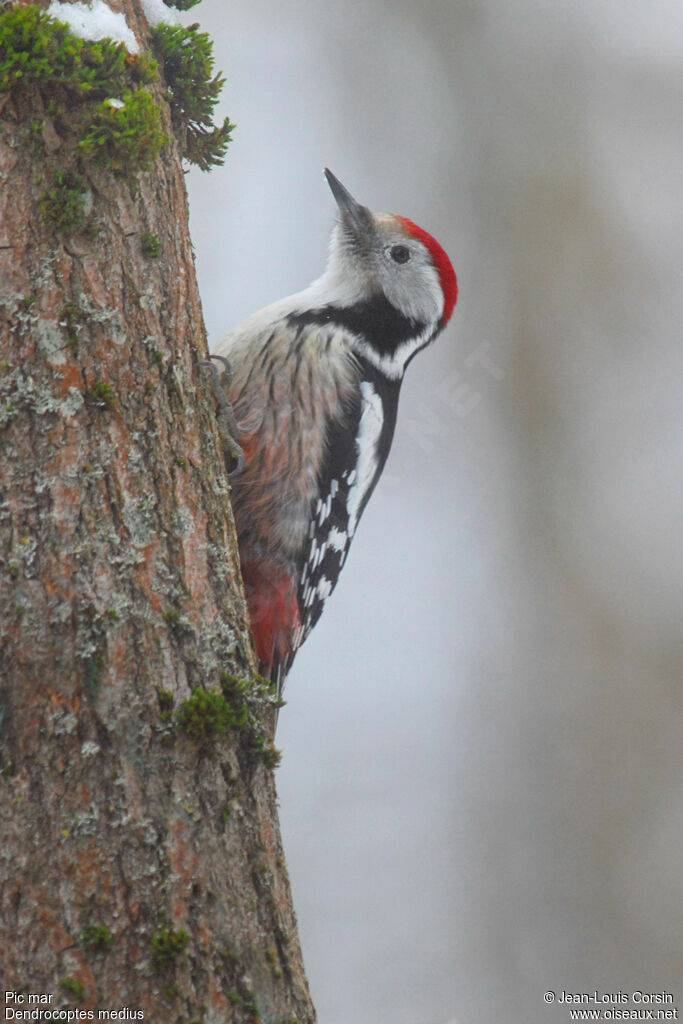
[0,3,315,1020]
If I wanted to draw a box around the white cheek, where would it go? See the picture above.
[383,261,443,324]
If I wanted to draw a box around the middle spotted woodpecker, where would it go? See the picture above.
[209,169,457,692]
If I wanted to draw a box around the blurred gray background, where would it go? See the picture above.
[186,2,683,1021]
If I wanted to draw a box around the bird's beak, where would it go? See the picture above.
[324,168,374,245]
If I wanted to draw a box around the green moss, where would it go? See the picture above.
[0,5,158,95]
[220,674,283,768]
[163,0,202,10]
[216,945,237,965]
[80,923,114,953]
[141,230,161,258]
[223,980,257,1021]
[259,741,282,770]
[58,977,85,1000]
[265,947,283,979]
[162,607,181,624]
[78,91,168,178]
[38,169,86,234]
[157,689,175,721]
[20,117,47,156]
[252,861,268,882]
[243,1000,259,1021]
[176,686,239,742]
[89,379,116,409]
[128,52,160,87]
[175,676,284,763]
[150,922,189,972]
[151,22,234,170]
[1,5,166,190]
[1,5,125,95]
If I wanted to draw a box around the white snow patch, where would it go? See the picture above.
[140,0,178,27]
[47,1,140,53]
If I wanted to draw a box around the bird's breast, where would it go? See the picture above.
[225,321,359,559]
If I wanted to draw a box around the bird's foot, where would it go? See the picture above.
[199,355,245,477]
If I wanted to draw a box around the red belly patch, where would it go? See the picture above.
[240,558,301,676]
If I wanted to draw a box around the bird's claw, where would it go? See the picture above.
[199,356,244,477]
[228,448,245,478]
[200,354,234,387]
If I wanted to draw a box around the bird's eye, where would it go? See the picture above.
[390,244,411,264]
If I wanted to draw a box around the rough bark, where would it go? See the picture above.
[0,4,315,1021]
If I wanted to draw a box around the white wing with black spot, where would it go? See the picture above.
[294,379,391,649]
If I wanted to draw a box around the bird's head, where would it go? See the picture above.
[322,168,457,332]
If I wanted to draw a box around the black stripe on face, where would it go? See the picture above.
[287,295,426,358]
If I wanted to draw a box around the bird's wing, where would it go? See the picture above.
[294,378,388,647]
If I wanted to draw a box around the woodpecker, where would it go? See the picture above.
[209,170,457,692]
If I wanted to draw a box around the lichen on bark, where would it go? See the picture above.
[0,1,315,1020]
